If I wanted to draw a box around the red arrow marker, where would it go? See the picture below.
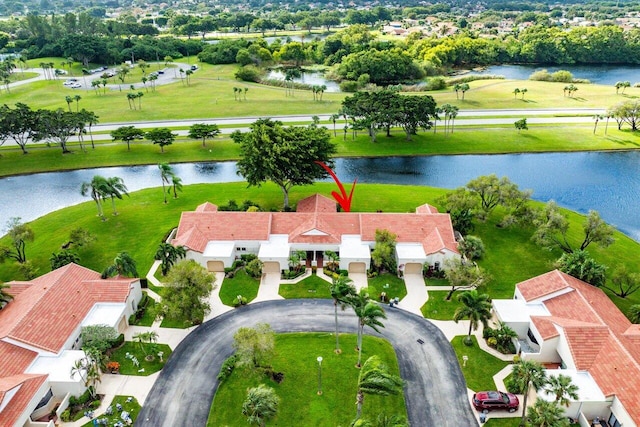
[315,161,357,212]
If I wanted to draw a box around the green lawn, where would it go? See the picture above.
[421,291,462,320]
[367,273,408,301]
[108,341,172,376]
[80,396,141,427]
[219,268,260,306]
[208,333,407,427]
[279,274,333,299]
[129,293,157,327]
[484,419,520,427]
[450,336,510,392]
[1,182,639,319]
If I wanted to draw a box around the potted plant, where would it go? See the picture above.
[107,361,120,374]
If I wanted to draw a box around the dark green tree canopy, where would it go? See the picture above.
[232,118,336,208]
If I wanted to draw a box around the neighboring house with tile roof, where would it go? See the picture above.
[172,193,460,275]
[0,263,142,427]
[492,270,640,426]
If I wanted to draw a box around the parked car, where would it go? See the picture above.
[69,83,82,89]
[472,391,519,413]
[190,65,198,71]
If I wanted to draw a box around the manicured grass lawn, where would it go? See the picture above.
[484,419,520,427]
[80,396,141,427]
[450,336,510,392]
[367,273,407,301]
[426,277,449,286]
[2,124,640,178]
[108,342,172,376]
[219,268,260,306]
[421,291,462,320]
[1,182,639,319]
[279,274,332,299]
[208,333,407,427]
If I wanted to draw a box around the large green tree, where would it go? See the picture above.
[145,128,176,153]
[111,125,144,151]
[101,251,138,279]
[161,259,215,326]
[453,290,492,343]
[232,118,336,208]
[526,398,569,427]
[555,250,606,288]
[155,243,186,276]
[188,123,221,147]
[355,355,403,420]
[233,323,275,372]
[443,259,491,301]
[0,217,34,264]
[371,229,397,273]
[0,282,13,308]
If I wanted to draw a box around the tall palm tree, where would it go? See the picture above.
[242,384,279,427]
[105,176,129,215]
[101,251,138,278]
[80,175,109,220]
[65,95,73,112]
[133,330,159,356]
[73,94,81,112]
[350,289,387,368]
[512,359,547,427]
[526,398,569,427]
[355,356,403,420]
[0,283,13,308]
[453,290,492,344]
[170,174,183,199]
[545,374,579,407]
[158,162,174,204]
[330,275,356,354]
[155,243,187,275]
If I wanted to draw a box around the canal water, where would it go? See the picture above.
[2,151,639,241]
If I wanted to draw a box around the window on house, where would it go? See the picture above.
[34,388,53,410]
[527,328,539,345]
[608,413,621,427]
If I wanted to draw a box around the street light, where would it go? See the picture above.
[317,356,323,395]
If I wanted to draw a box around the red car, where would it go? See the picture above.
[472,391,519,413]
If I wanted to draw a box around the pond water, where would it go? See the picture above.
[2,151,639,241]
[468,64,640,86]
[265,70,341,92]
[205,34,329,45]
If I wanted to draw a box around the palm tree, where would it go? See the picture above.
[513,88,520,99]
[628,304,640,323]
[81,110,99,149]
[73,95,81,112]
[170,174,183,199]
[330,275,356,354]
[350,289,387,368]
[453,290,492,344]
[155,243,187,275]
[545,374,579,407]
[242,384,279,427]
[133,330,159,357]
[65,95,73,112]
[526,398,569,427]
[80,175,109,220]
[512,359,547,426]
[355,356,403,420]
[454,83,461,99]
[105,176,129,215]
[520,88,528,100]
[101,251,138,278]
[330,113,340,137]
[158,162,174,204]
[0,283,13,308]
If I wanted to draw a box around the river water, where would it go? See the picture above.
[469,64,640,86]
[1,151,639,241]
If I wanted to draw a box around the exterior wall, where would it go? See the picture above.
[556,336,576,370]
[609,396,636,427]
[25,419,55,427]
[521,337,560,363]
[125,280,143,317]
[50,379,84,398]
[13,379,51,427]
[425,249,459,267]
[576,400,614,423]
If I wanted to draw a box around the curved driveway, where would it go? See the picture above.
[136,299,478,427]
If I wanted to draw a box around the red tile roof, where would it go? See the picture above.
[0,342,38,377]
[0,263,135,353]
[517,270,640,423]
[530,316,559,340]
[172,194,459,256]
[0,374,47,427]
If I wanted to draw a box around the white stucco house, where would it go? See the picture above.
[172,193,460,276]
[0,263,142,427]
[492,270,640,427]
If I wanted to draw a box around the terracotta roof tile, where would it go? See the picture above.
[0,342,38,377]
[517,270,571,301]
[174,194,458,256]
[195,202,218,212]
[531,316,559,340]
[0,374,48,427]
[0,263,134,353]
[415,204,439,214]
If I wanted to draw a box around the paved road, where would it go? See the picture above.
[135,299,478,427]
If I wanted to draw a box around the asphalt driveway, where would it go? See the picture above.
[135,299,478,427]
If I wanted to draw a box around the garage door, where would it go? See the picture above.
[207,261,224,272]
[404,263,423,275]
[349,262,366,273]
[263,261,280,274]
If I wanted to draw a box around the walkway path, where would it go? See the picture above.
[397,272,429,315]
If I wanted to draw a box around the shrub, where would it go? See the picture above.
[505,376,525,394]
[106,361,120,372]
[241,254,257,263]
[551,70,574,83]
[235,65,262,82]
[339,80,358,92]
[217,354,238,381]
[76,389,91,405]
[423,76,447,91]
[90,400,101,409]
[61,409,71,422]
[232,295,248,307]
[447,75,504,85]
[245,259,264,278]
[458,235,485,261]
[487,337,497,348]
[110,334,125,349]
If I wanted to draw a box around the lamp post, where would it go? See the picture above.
[317,356,323,395]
